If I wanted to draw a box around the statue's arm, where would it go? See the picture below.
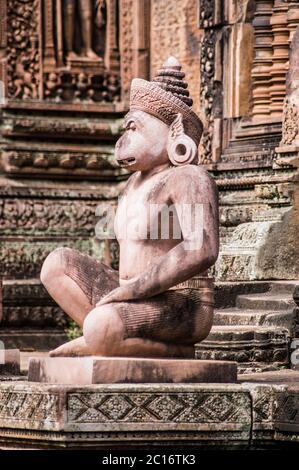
[97,167,219,305]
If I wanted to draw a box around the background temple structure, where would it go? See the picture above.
[0,1,298,374]
[1,0,299,451]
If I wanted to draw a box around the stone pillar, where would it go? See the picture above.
[199,0,223,163]
[251,0,274,120]
[269,0,289,117]
[132,0,150,80]
[105,0,120,72]
[43,0,56,68]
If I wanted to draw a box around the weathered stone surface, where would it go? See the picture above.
[28,357,237,385]
[215,209,299,281]
[0,349,20,375]
[0,328,67,351]
[195,282,298,373]
[195,325,290,374]
[0,0,298,378]
[0,377,299,449]
[0,381,252,449]
[275,386,299,433]
[150,0,201,112]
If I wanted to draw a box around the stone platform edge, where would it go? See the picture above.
[0,381,298,448]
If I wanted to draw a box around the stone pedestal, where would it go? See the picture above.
[28,357,237,385]
[1,375,299,449]
[0,349,20,375]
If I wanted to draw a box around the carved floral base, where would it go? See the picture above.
[0,380,299,449]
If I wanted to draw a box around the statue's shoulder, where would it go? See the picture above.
[122,171,139,190]
[171,164,217,188]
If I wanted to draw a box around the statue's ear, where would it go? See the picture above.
[167,113,198,166]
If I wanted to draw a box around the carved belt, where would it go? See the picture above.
[168,276,214,291]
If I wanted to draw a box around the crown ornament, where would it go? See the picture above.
[130,57,203,146]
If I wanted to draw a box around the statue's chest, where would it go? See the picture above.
[114,179,176,241]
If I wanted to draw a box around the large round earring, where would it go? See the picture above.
[167,114,198,166]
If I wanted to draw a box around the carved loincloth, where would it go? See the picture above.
[62,248,214,344]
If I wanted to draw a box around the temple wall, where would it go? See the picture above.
[150,0,202,112]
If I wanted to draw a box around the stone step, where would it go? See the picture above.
[2,279,67,327]
[236,293,296,311]
[0,328,67,351]
[269,281,299,294]
[213,308,296,329]
[204,325,290,344]
[195,325,290,374]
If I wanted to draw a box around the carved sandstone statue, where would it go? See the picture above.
[63,0,105,61]
[41,57,219,358]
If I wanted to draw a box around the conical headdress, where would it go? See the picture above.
[130,57,203,146]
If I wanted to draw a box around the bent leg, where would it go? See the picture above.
[41,246,119,326]
[83,288,213,358]
[83,304,194,358]
[41,247,92,326]
[40,247,119,356]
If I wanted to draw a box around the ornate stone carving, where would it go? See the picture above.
[119,0,134,103]
[0,198,102,235]
[199,0,222,29]
[2,150,119,177]
[40,0,121,103]
[2,383,299,448]
[67,390,250,424]
[2,306,67,327]
[1,115,123,139]
[0,391,60,422]
[275,391,299,430]
[0,240,100,277]
[61,0,106,63]
[151,0,201,112]
[7,0,40,100]
[130,59,203,146]
[276,22,299,167]
[195,327,290,373]
[43,70,120,103]
[200,30,222,163]
[219,206,256,227]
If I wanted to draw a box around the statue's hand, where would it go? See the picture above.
[96,286,134,307]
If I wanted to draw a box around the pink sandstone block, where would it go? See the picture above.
[28,357,237,385]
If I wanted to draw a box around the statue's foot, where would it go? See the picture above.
[84,48,101,61]
[66,51,81,61]
[49,336,91,357]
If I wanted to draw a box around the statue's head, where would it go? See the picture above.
[115,57,203,172]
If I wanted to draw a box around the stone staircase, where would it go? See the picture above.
[195,282,299,373]
[0,279,68,351]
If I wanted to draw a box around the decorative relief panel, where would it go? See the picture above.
[67,391,251,424]
[150,0,201,113]
[0,391,60,422]
[4,0,124,104]
[7,0,40,100]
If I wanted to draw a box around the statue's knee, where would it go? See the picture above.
[83,305,124,355]
[40,247,71,286]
